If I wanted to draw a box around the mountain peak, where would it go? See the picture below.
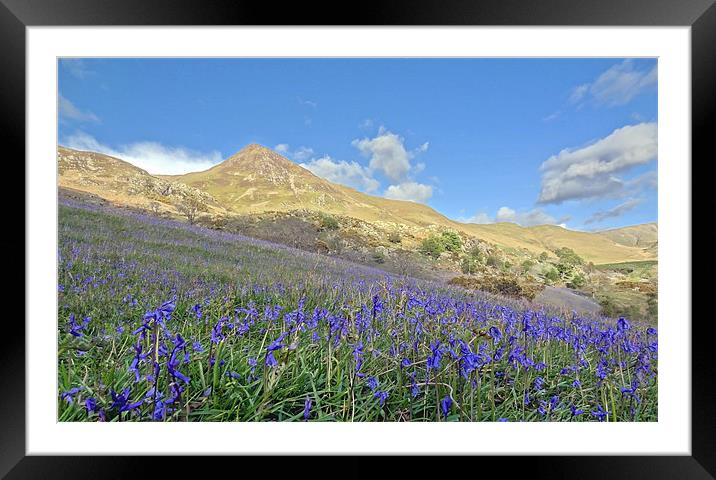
[241,143,274,154]
[222,143,295,170]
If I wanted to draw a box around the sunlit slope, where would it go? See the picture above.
[461,223,656,264]
[597,223,658,247]
[61,143,656,265]
[57,146,225,214]
[164,143,462,229]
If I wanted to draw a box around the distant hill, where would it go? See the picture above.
[597,223,658,248]
[59,144,657,265]
[58,146,226,216]
[161,143,459,229]
[462,222,656,264]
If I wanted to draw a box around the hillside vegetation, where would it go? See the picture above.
[57,200,658,422]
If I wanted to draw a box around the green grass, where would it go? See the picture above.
[57,201,658,422]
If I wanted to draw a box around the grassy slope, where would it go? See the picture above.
[61,144,656,265]
[57,201,658,422]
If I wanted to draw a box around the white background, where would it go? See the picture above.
[27,27,691,455]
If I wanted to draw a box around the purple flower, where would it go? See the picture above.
[303,397,312,420]
[366,376,379,391]
[488,326,502,343]
[591,404,610,422]
[110,387,143,413]
[617,317,630,332]
[85,397,98,412]
[570,404,585,417]
[374,390,389,406]
[60,386,82,404]
[441,395,453,418]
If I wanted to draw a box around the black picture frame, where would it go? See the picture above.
[4,0,710,477]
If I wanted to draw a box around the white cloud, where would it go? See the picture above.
[383,182,433,204]
[300,156,380,193]
[293,146,315,162]
[463,212,492,224]
[570,60,657,107]
[543,111,561,122]
[495,207,567,227]
[569,84,590,104]
[59,95,100,123]
[352,128,415,183]
[585,198,643,225]
[359,118,374,129]
[274,143,290,154]
[537,122,657,204]
[60,59,93,79]
[297,97,318,108]
[63,131,223,175]
[415,142,430,153]
[274,144,316,162]
[461,207,568,227]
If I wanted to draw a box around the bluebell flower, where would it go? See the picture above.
[590,404,610,422]
[570,404,585,417]
[110,387,143,413]
[497,418,509,422]
[488,326,502,343]
[303,397,312,420]
[366,376,379,391]
[400,358,411,369]
[617,317,630,332]
[60,386,82,404]
[85,397,98,413]
[374,390,389,406]
[441,395,453,418]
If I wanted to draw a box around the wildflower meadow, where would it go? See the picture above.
[58,200,657,422]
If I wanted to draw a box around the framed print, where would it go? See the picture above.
[5,0,711,477]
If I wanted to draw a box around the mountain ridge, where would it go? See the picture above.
[58,144,657,264]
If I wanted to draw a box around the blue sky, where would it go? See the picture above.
[58,58,657,230]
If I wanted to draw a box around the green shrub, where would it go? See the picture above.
[372,249,386,264]
[567,273,586,289]
[521,259,535,273]
[420,236,445,259]
[440,231,462,252]
[461,256,479,275]
[554,247,584,266]
[543,267,560,284]
[466,245,484,263]
[485,255,503,268]
[319,213,339,231]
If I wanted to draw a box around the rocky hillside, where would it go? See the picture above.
[58,146,226,217]
[598,223,658,248]
[59,143,656,265]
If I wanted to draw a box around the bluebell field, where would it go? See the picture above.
[57,200,657,422]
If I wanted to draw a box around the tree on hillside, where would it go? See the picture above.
[461,256,480,275]
[440,231,462,252]
[420,236,445,259]
[177,197,202,225]
[554,247,584,266]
